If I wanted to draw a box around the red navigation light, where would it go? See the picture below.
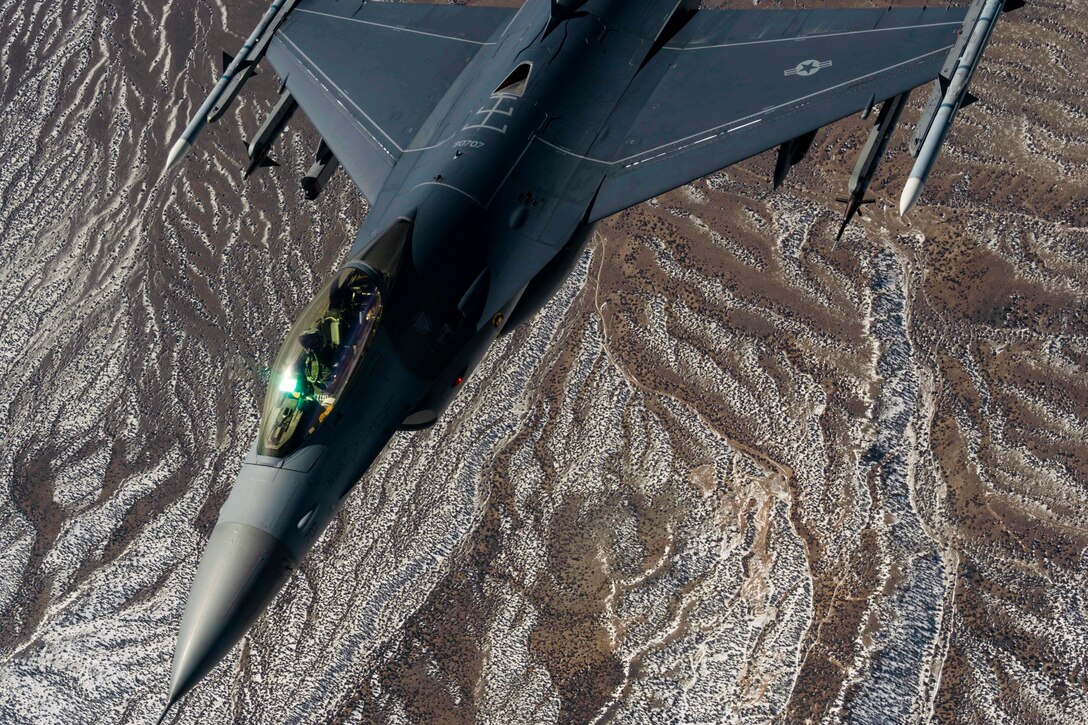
[453,367,468,388]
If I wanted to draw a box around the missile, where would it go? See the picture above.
[899,0,1005,215]
[835,92,910,242]
[166,0,296,173]
[244,89,297,178]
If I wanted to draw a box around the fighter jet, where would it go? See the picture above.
[159,0,1018,718]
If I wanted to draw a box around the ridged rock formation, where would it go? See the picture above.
[0,1,1085,723]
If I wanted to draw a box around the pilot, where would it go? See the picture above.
[298,327,332,392]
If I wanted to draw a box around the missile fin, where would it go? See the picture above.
[1003,0,1025,11]
[243,156,279,179]
[961,91,980,109]
[221,54,254,75]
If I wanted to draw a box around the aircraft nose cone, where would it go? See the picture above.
[166,522,295,706]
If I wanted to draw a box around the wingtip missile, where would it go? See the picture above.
[898,0,1004,214]
[167,0,298,175]
[899,177,922,217]
[165,138,191,173]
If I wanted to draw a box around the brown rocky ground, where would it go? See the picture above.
[0,0,1085,723]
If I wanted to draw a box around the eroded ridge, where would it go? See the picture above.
[1,0,1086,723]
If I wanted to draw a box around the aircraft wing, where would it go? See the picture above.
[265,0,515,202]
[587,6,969,222]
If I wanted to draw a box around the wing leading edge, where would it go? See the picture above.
[265,0,515,202]
[587,6,969,222]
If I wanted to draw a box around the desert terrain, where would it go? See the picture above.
[0,0,1085,722]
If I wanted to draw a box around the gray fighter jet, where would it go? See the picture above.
[159,0,1018,718]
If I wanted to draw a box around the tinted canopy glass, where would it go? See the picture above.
[258,266,383,457]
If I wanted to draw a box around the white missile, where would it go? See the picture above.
[165,139,190,173]
[165,0,294,174]
[899,0,1005,216]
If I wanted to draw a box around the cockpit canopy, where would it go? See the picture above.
[256,219,409,458]
[258,265,383,457]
